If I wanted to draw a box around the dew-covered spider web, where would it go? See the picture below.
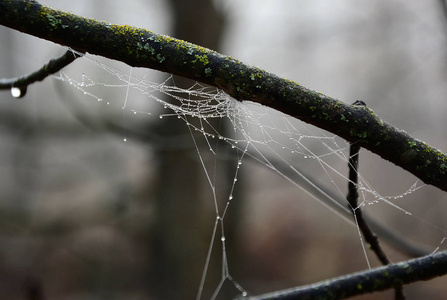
[46,49,447,299]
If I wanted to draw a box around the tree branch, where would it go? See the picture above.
[1,0,447,192]
[345,108,405,299]
[238,250,447,300]
[0,49,82,90]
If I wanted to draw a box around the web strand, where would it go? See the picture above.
[52,51,447,298]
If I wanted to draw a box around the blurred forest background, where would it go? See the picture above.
[1,0,447,299]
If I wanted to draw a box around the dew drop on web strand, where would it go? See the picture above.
[54,54,447,298]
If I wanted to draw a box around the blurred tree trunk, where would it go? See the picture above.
[146,1,241,298]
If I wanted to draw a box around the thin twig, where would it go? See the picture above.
[0,49,82,93]
[346,101,405,300]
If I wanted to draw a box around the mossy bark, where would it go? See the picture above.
[241,250,447,300]
[1,0,447,191]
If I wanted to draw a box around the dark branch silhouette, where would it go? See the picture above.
[346,101,405,299]
[1,0,447,191]
[0,49,82,93]
[239,249,447,300]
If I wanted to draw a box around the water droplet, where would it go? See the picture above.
[11,86,26,98]
[159,115,163,119]
[228,195,233,200]
[123,138,127,142]
[242,292,247,297]
[221,237,226,242]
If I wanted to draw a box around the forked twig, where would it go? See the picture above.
[346,100,405,299]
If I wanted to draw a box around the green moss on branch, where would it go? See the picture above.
[1,0,447,191]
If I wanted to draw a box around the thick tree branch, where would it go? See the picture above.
[238,250,447,300]
[1,0,447,191]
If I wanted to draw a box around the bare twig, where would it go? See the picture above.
[346,100,404,299]
[0,49,82,97]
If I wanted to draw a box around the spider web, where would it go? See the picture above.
[41,51,447,298]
